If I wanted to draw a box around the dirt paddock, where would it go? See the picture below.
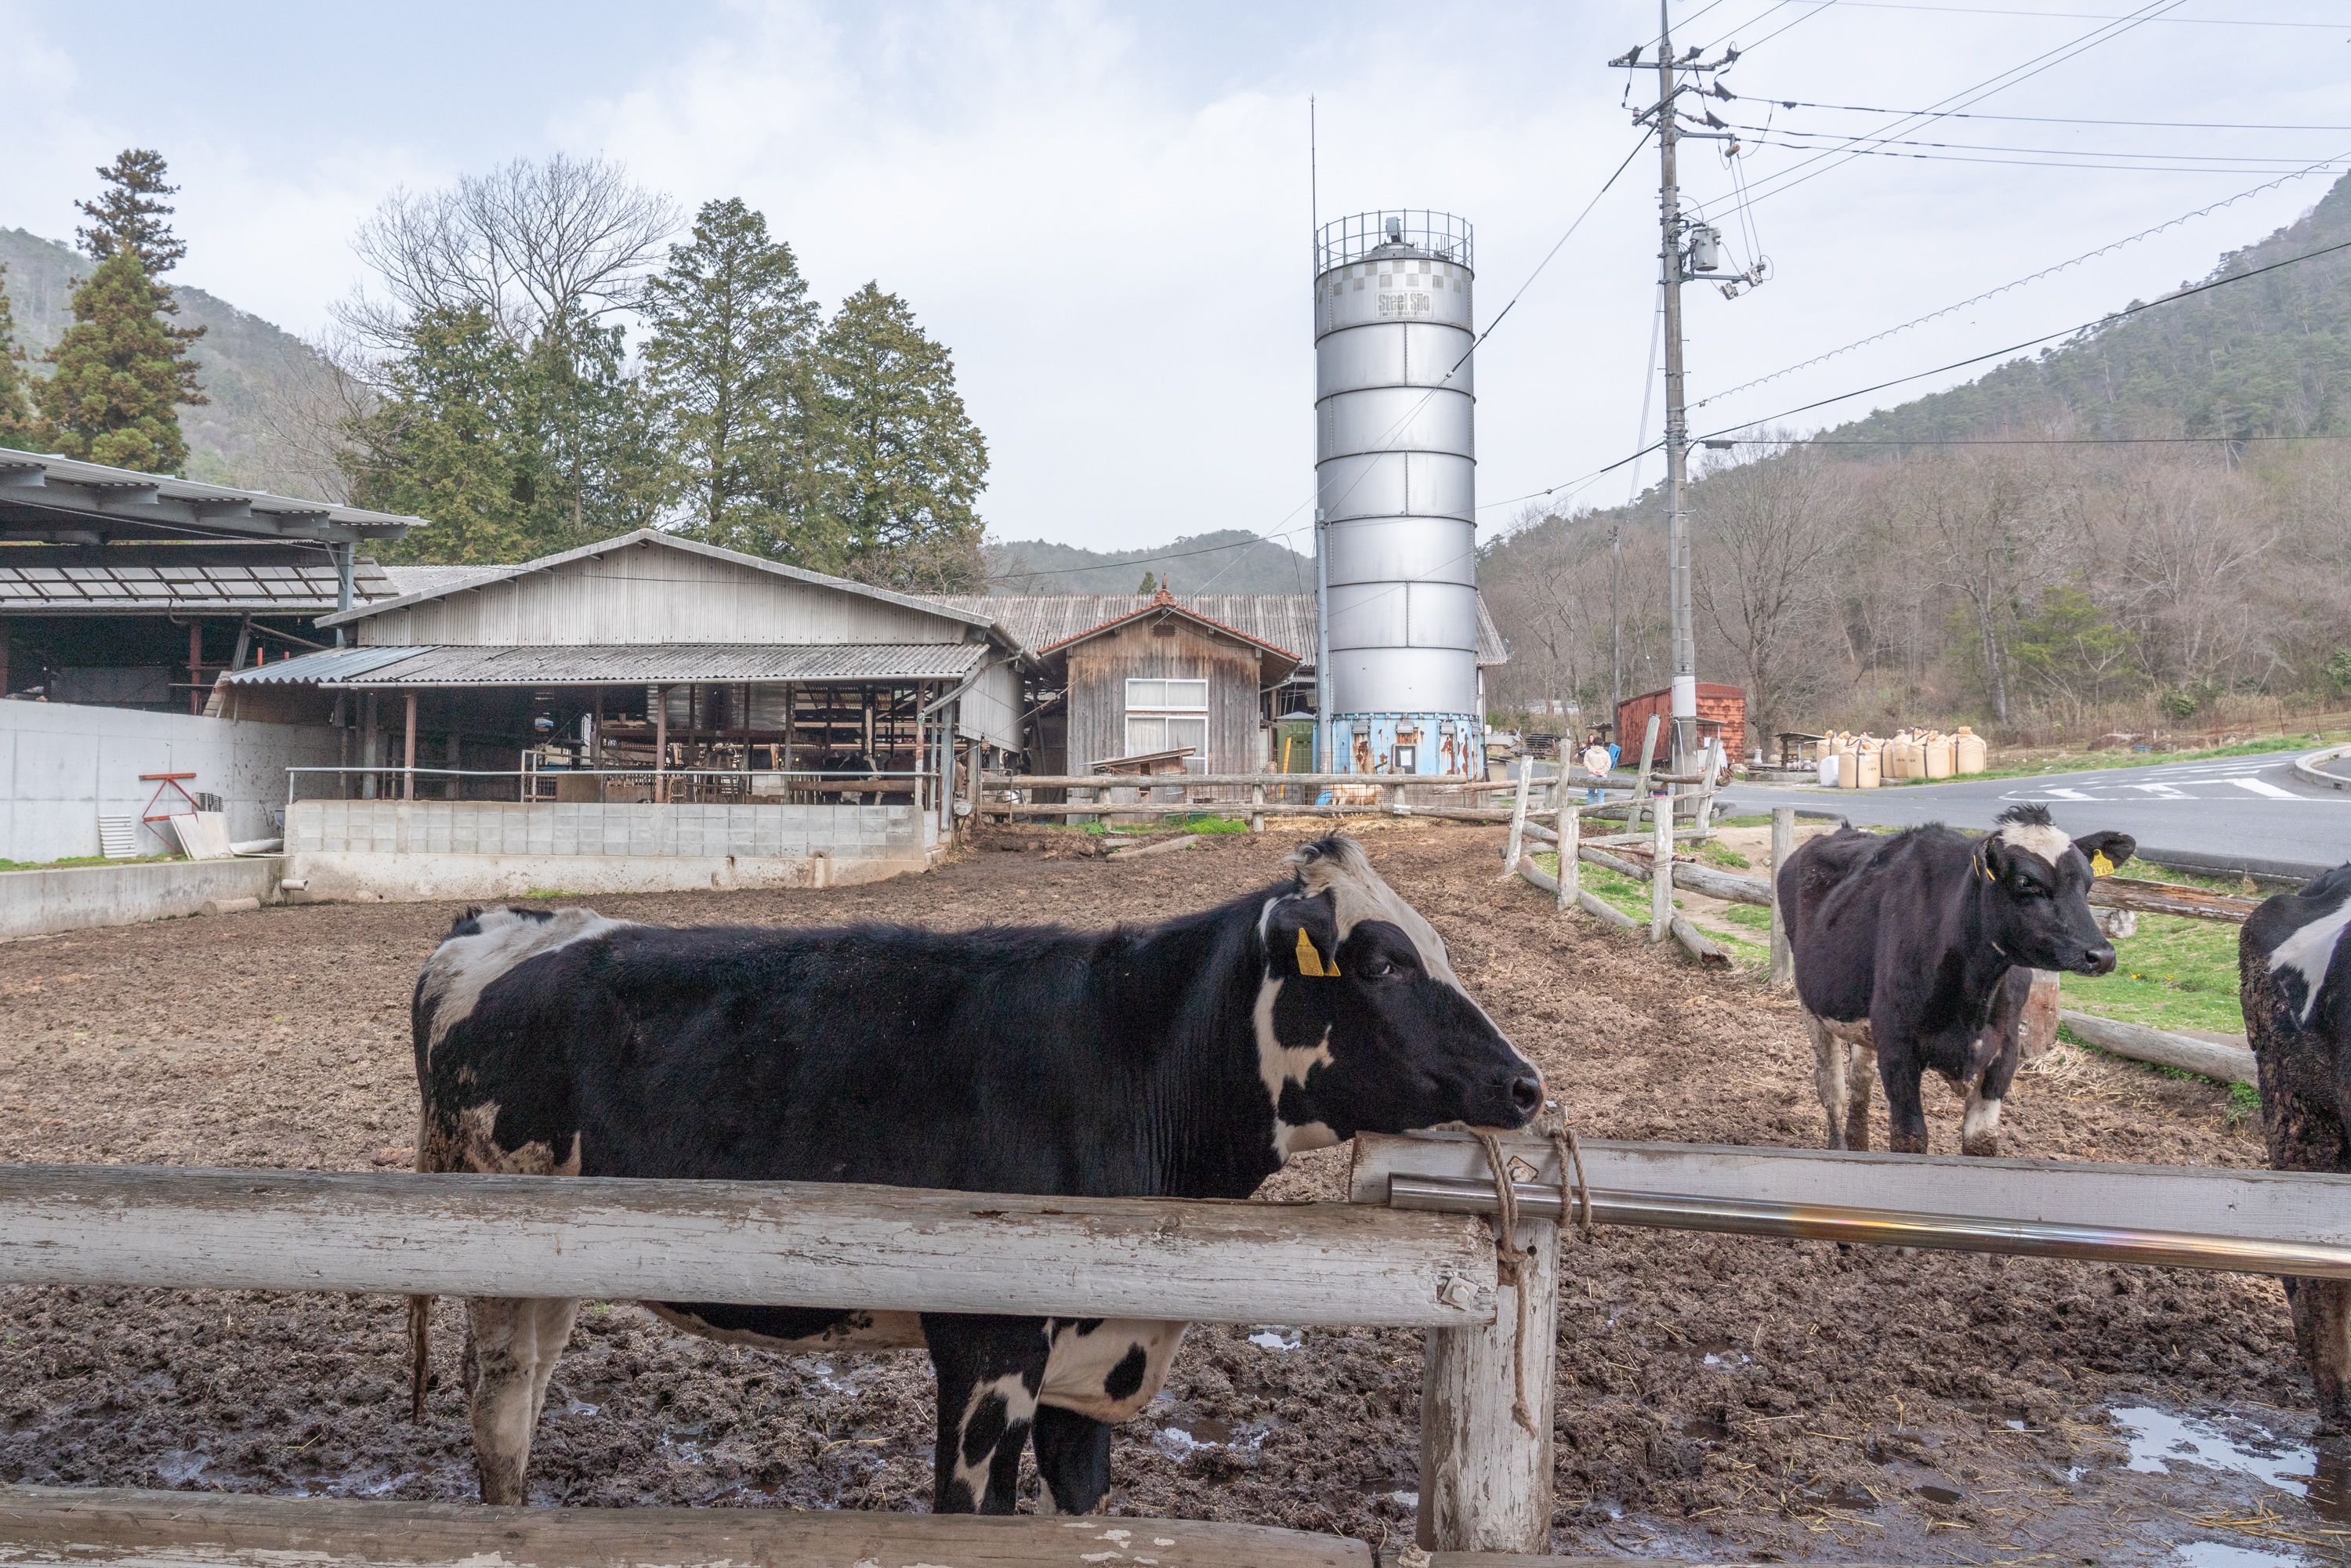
[2,823,2342,1563]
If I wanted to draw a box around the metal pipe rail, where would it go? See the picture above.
[1349,1130,2351,1281]
[1386,1175,2351,1280]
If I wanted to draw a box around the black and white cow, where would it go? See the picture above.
[1803,964,2062,1157]
[1779,804,2134,1156]
[407,835,1540,1513]
[2242,862,2351,1434]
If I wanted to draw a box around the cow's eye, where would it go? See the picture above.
[1360,954,1397,979]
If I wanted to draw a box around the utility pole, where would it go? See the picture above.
[1654,2,1695,769]
[1614,8,1745,769]
[1610,521,1621,719]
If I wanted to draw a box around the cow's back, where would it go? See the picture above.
[1781,826,1976,1024]
[2243,864,2351,1118]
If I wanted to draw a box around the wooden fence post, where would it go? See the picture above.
[1556,802,1578,913]
[1419,1212,1560,1553]
[1626,715,1661,834]
[1249,780,1266,834]
[1650,792,1673,940]
[1769,806,1794,987]
[1694,740,1722,836]
[1499,758,1531,879]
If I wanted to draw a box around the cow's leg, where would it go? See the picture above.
[1808,1015,1847,1149]
[1031,1403,1114,1515]
[462,1296,579,1505]
[1963,1036,2022,1158]
[1877,1038,1929,1155]
[1844,1041,1874,1152]
[923,1315,1049,1514]
[2264,1084,2351,1432]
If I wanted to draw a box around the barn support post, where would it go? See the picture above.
[401,693,417,802]
[1650,795,1672,940]
[654,687,669,804]
[1499,757,1532,879]
[1418,1211,1560,1553]
[360,693,379,800]
[1769,806,1795,987]
[1556,802,1578,913]
[592,689,605,804]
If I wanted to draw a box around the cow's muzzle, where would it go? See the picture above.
[2072,943,2117,977]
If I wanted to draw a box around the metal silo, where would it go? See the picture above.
[1313,210,1482,780]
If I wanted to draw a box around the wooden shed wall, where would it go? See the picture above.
[357,549,965,648]
[1063,620,1262,774]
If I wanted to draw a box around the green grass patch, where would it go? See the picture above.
[1717,903,1773,933]
[1081,813,1251,836]
[521,888,590,901]
[1701,842,1752,870]
[1711,813,1775,828]
[2060,911,2244,1035]
[0,853,178,871]
[1884,731,2338,788]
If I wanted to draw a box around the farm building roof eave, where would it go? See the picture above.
[318,530,1023,656]
[0,451,425,544]
[218,641,992,689]
[929,590,1512,667]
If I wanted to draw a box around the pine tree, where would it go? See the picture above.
[78,149,189,280]
[0,263,40,452]
[641,198,821,556]
[810,283,988,592]
[36,248,206,473]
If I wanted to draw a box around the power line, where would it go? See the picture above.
[1730,96,2351,132]
[1688,0,2182,219]
[1723,122,2351,162]
[1741,433,2351,446]
[1730,139,2348,174]
[1508,233,2351,510]
[1694,150,2351,408]
[1812,1,2351,30]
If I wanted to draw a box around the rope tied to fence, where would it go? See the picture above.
[1471,1114,1592,1437]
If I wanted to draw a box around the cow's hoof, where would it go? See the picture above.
[1889,1134,1927,1156]
[1961,1135,1998,1158]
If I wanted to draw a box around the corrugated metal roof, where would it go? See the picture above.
[0,559,396,614]
[0,451,423,538]
[929,592,1509,666]
[219,642,987,688]
[376,564,510,598]
[218,645,426,685]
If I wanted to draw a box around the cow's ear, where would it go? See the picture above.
[1266,893,1343,979]
[2074,831,2135,877]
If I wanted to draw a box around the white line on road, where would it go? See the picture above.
[2227,777,2301,799]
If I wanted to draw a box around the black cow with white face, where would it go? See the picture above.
[408,835,1537,1513]
[1779,804,2133,1155]
[2241,862,2351,1433]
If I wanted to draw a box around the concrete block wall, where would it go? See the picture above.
[0,856,281,941]
[287,799,922,861]
[0,701,341,863]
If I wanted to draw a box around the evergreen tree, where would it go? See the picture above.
[77,149,189,280]
[342,306,657,563]
[641,198,820,556]
[810,283,988,592]
[0,263,39,452]
[36,248,205,473]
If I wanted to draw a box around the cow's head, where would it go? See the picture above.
[1976,805,2135,976]
[1252,835,1541,1157]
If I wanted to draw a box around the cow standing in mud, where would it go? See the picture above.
[408,836,1539,1513]
[1779,804,2134,1156]
[2242,863,2351,1433]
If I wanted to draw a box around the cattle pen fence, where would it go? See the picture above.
[2,1132,2347,1566]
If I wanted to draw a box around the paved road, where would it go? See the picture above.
[1715,751,2351,879]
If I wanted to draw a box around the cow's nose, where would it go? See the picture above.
[1508,1072,1543,1120]
[2080,944,2117,976]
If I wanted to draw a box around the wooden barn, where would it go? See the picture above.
[1614,681,1746,762]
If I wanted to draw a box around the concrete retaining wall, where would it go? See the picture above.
[0,701,340,862]
[0,856,281,942]
[281,798,930,902]
[2295,743,2351,793]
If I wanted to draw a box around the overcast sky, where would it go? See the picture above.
[5,1,2346,557]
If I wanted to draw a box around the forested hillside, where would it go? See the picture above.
[0,226,342,494]
[984,528,1313,595]
[1480,176,2351,745]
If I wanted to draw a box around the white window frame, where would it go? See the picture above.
[1124,677,1210,771]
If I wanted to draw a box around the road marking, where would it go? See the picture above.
[2227,777,2300,799]
[2040,787,2095,801]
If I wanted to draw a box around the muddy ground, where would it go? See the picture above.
[2,822,2345,1563]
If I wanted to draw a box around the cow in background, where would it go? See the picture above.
[1807,966,2061,1156]
[1780,804,2134,1155]
[2242,863,2351,1432]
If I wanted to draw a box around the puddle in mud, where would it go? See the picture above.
[2175,1544,2307,1568]
[1149,1401,1271,1463]
[1246,1327,1302,1353]
[2113,1403,2348,1520]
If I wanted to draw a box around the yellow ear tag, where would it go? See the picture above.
[1295,927,1337,978]
[2091,850,2114,878]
